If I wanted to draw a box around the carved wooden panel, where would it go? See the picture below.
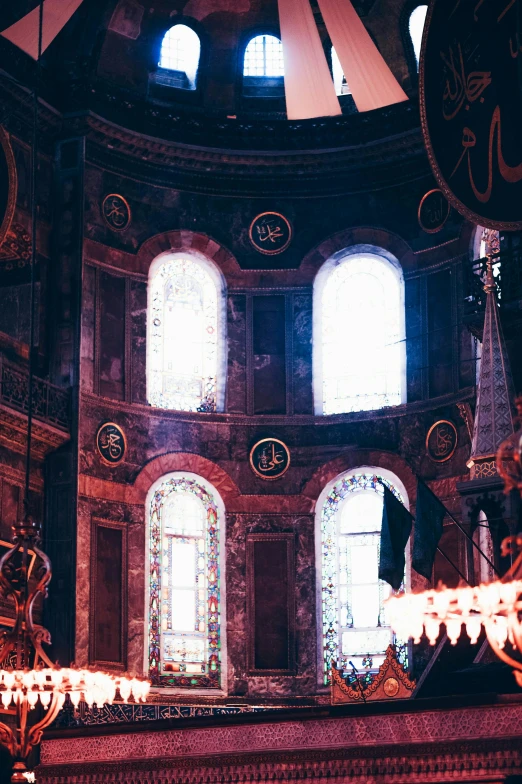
[90,518,127,669]
[246,533,295,674]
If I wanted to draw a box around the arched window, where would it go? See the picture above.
[243,34,284,77]
[314,250,406,415]
[331,46,350,96]
[147,253,225,412]
[159,24,201,89]
[146,472,226,690]
[408,5,427,69]
[317,469,409,685]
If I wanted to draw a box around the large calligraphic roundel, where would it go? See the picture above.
[0,127,17,251]
[420,0,522,229]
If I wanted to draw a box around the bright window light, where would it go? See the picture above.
[244,34,284,77]
[159,24,201,88]
[409,5,427,69]
[331,47,350,96]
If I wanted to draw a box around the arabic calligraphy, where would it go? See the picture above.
[249,212,292,256]
[450,106,522,203]
[422,0,522,228]
[250,438,290,480]
[441,44,491,121]
[426,420,458,462]
[418,189,450,233]
[96,422,126,465]
[102,194,131,231]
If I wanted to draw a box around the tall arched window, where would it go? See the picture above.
[331,46,350,96]
[243,34,284,76]
[317,469,409,685]
[147,253,225,412]
[314,250,406,415]
[408,5,427,69]
[146,472,226,690]
[159,24,201,89]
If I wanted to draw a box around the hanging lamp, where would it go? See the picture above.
[0,4,149,781]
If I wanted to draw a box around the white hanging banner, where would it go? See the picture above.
[317,0,408,112]
[1,0,85,60]
[278,0,341,120]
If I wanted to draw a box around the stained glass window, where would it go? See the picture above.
[147,255,220,412]
[147,474,223,689]
[317,253,405,414]
[319,471,406,685]
[409,5,427,69]
[159,25,201,89]
[244,35,284,77]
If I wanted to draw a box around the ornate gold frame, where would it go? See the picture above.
[417,188,450,234]
[248,211,292,256]
[418,1,522,231]
[0,127,18,252]
[425,419,458,463]
[249,437,290,481]
[95,421,127,466]
[101,193,132,232]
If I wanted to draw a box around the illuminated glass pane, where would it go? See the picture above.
[148,256,218,411]
[244,35,284,77]
[171,541,196,587]
[148,475,222,689]
[320,472,406,685]
[172,589,196,631]
[340,492,383,534]
[321,255,403,414]
[159,24,201,87]
[409,5,427,68]
[164,494,205,535]
[331,46,350,96]
[350,542,378,584]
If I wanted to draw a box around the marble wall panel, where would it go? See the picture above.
[292,292,313,416]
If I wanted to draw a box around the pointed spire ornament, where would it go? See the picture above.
[468,229,516,479]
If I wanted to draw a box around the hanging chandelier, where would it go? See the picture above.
[386,534,522,684]
[0,4,149,781]
[0,516,150,783]
[386,400,522,686]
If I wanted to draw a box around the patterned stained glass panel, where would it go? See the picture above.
[320,472,406,685]
[320,255,403,414]
[148,475,222,689]
[148,256,218,412]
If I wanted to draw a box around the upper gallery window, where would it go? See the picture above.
[147,254,223,412]
[318,470,409,685]
[331,46,350,96]
[158,24,201,89]
[314,251,406,415]
[408,5,427,69]
[243,34,284,77]
[147,473,225,690]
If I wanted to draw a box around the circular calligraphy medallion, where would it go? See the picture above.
[96,422,127,466]
[0,127,17,253]
[426,420,458,463]
[102,194,131,232]
[383,677,400,698]
[420,0,522,229]
[249,212,292,255]
[249,438,290,481]
[418,189,450,233]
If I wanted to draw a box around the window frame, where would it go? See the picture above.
[312,244,407,416]
[146,250,227,413]
[152,19,204,95]
[144,471,227,694]
[315,466,410,688]
[239,28,285,101]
